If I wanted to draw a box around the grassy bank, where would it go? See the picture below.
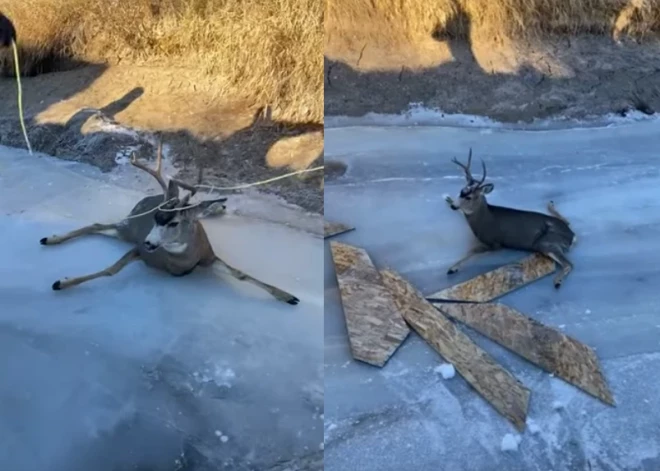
[1,0,323,123]
[327,0,660,45]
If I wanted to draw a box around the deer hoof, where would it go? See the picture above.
[287,296,300,306]
[554,281,562,289]
[447,267,458,275]
[40,237,48,245]
[52,280,62,290]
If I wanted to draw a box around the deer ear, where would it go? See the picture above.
[165,179,180,200]
[186,198,228,220]
[481,183,494,194]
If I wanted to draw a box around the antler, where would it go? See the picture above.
[477,158,487,186]
[451,148,489,187]
[130,139,168,192]
[451,148,475,183]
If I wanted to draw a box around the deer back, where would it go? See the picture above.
[467,203,574,251]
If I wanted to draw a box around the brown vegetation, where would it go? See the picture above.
[327,0,660,47]
[1,0,323,123]
[325,0,660,123]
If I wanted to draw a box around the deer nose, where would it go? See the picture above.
[143,240,158,252]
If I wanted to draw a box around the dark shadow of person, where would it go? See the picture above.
[0,12,16,48]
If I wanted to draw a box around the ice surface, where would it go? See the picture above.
[552,401,565,411]
[324,123,660,471]
[0,146,323,471]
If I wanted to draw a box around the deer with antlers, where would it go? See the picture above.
[39,141,300,305]
[444,149,577,289]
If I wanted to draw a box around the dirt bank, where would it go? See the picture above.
[0,65,323,214]
[325,0,660,123]
[325,34,660,123]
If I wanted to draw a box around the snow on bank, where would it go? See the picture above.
[325,103,660,131]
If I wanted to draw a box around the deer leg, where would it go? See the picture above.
[447,245,492,274]
[52,248,140,290]
[40,223,121,246]
[211,258,299,305]
[542,249,573,289]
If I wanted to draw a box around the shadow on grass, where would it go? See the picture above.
[324,0,660,123]
[0,83,324,212]
[0,50,323,212]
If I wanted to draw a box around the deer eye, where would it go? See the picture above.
[168,221,179,228]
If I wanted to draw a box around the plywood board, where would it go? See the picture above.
[330,242,410,367]
[427,253,556,303]
[324,220,355,239]
[435,302,615,406]
[380,269,531,430]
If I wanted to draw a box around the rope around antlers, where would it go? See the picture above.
[124,164,324,220]
[12,40,32,155]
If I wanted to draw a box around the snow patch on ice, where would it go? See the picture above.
[325,103,660,131]
[526,419,541,435]
[380,367,410,378]
[434,363,456,379]
[501,434,522,452]
[114,146,140,165]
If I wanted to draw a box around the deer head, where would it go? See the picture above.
[143,180,227,254]
[448,148,494,215]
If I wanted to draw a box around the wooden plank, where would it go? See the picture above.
[434,302,615,406]
[427,253,556,303]
[330,242,410,367]
[324,220,355,239]
[380,269,530,431]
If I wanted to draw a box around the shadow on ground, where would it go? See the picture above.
[0,63,323,213]
[325,1,660,123]
[0,42,97,77]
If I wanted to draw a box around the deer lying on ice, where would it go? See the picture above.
[40,142,300,305]
[444,149,576,289]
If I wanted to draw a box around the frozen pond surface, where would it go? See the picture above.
[324,122,660,471]
[0,146,323,471]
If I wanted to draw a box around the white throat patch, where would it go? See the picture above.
[461,207,476,216]
[163,242,189,254]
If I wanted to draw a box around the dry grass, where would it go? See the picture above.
[1,0,323,123]
[327,0,660,47]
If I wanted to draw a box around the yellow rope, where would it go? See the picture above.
[194,165,324,191]
[12,39,32,155]
[125,165,324,219]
